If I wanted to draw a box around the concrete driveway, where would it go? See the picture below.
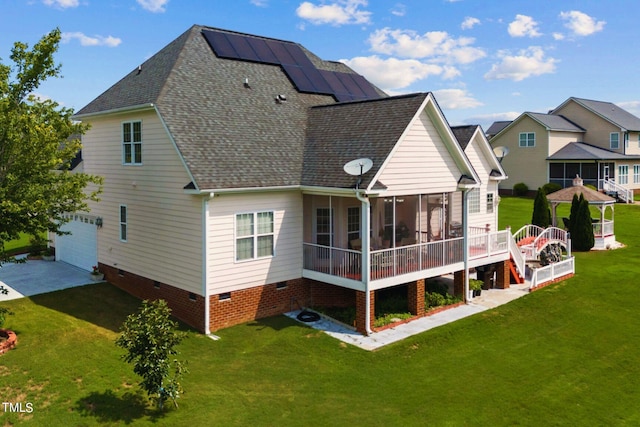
[0,258,95,302]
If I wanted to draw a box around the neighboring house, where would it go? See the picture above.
[489,97,640,201]
[57,25,520,334]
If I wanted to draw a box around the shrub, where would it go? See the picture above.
[571,196,595,251]
[513,182,529,196]
[469,279,483,291]
[531,187,551,228]
[542,183,562,195]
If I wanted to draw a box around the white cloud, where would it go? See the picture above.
[43,0,79,8]
[552,32,565,41]
[616,101,640,118]
[433,88,483,109]
[368,27,486,64]
[559,10,605,36]
[296,0,371,26]
[61,32,122,47]
[484,46,557,81]
[461,17,480,30]
[137,0,169,13]
[341,56,452,91]
[508,14,542,38]
[391,3,406,17]
[250,0,268,6]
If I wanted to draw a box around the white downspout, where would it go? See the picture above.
[203,193,214,335]
[462,189,471,303]
[355,190,373,335]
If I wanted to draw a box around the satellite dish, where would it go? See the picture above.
[493,146,509,162]
[343,158,373,176]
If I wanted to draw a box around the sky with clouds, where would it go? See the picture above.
[1,0,636,130]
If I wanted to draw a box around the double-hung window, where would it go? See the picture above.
[486,193,495,214]
[315,208,334,247]
[519,132,535,147]
[469,188,480,214]
[123,121,142,165]
[618,165,629,185]
[610,132,620,150]
[235,211,274,261]
[634,165,640,184]
[119,205,127,242]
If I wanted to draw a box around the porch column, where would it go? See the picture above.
[454,270,466,302]
[495,260,510,289]
[355,290,374,334]
[408,279,425,317]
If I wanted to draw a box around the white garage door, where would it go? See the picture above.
[55,213,98,272]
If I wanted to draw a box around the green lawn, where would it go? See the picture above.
[2,199,640,425]
[3,232,38,255]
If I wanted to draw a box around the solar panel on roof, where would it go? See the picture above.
[224,32,260,62]
[202,29,382,102]
[202,30,238,59]
[335,72,367,99]
[245,38,279,65]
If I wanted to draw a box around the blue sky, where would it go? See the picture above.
[1,0,635,130]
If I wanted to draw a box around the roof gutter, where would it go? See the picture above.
[187,185,384,197]
[72,103,156,120]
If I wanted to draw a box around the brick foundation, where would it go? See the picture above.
[208,278,311,331]
[309,281,356,308]
[454,270,467,302]
[495,260,511,289]
[99,263,206,332]
[355,290,375,335]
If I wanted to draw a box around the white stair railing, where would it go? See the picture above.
[599,178,632,203]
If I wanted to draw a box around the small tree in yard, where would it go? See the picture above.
[116,299,188,410]
[531,187,551,228]
[571,196,595,251]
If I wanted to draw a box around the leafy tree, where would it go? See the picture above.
[571,197,595,251]
[116,299,188,410]
[531,187,551,228]
[0,29,102,262]
[567,193,581,233]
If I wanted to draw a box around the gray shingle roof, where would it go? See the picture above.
[75,25,387,190]
[303,93,429,189]
[547,142,637,160]
[558,97,640,131]
[451,125,478,149]
[527,113,585,132]
[486,121,511,137]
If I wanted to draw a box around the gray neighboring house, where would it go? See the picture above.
[489,97,640,201]
[57,25,520,334]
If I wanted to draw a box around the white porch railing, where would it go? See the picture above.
[513,225,568,260]
[468,230,509,260]
[599,178,633,203]
[370,238,464,281]
[530,257,575,290]
[303,244,362,280]
[593,219,614,237]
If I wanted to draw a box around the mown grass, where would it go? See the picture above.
[1,199,640,425]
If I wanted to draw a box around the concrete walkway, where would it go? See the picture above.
[285,283,530,351]
[0,258,95,302]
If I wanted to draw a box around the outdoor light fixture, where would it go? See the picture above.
[95,217,103,228]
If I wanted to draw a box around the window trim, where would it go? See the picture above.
[610,132,620,150]
[618,164,629,185]
[122,120,143,165]
[234,210,275,262]
[486,192,495,214]
[634,164,640,184]
[119,204,127,242]
[519,132,535,148]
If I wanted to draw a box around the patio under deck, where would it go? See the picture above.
[303,230,512,291]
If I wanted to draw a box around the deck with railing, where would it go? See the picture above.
[303,230,512,285]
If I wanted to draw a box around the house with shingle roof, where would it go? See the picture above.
[488,97,640,201]
[55,25,520,334]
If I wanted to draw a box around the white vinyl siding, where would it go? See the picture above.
[463,134,500,232]
[376,110,462,195]
[82,110,203,295]
[235,211,274,261]
[207,192,302,294]
[122,121,142,165]
[519,132,535,147]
